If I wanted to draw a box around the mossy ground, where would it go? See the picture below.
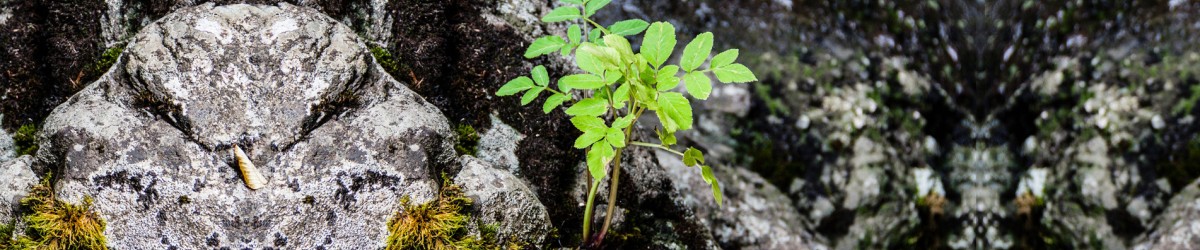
[453,124,480,156]
[385,175,519,250]
[2,176,108,250]
[13,124,38,156]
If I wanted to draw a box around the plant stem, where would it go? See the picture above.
[582,177,601,244]
[596,107,643,241]
[629,141,685,156]
[585,18,612,35]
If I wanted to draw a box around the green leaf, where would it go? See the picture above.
[560,74,605,91]
[612,83,630,109]
[543,93,570,113]
[589,29,602,44]
[584,0,611,17]
[587,141,613,179]
[531,65,549,86]
[680,32,713,72]
[656,92,693,132]
[606,127,626,148]
[603,70,623,84]
[603,34,634,62]
[525,36,566,58]
[565,97,609,117]
[496,77,534,96]
[656,65,681,91]
[683,71,712,99]
[543,7,582,22]
[609,19,650,36]
[611,115,635,129]
[683,147,705,167]
[560,0,584,4]
[656,129,677,146]
[568,24,582,44]
[571,115,608,134]
[700,165,722,205]
[575,43,605,75]
[713,63,758,83]
[710,49,738,68]
[641,22,676,69]
[560,43,575,56]
[520,86,545,105]
[572,116,607,148]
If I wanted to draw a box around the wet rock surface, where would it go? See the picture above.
[33,3,454,248]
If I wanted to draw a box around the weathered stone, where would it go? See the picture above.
[35,3,454,248]
[476,114,524,176]
[656,150,814,249]
[454,155,550,246]
[1,156,37,225]
[1135,178,1200,250]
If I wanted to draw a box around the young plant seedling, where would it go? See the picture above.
[496,0,758,246]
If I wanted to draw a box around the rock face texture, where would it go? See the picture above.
[35,3,454,248]
[1,156,37,226]
[454,156,551,246]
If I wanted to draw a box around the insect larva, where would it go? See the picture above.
[233,144,268,190]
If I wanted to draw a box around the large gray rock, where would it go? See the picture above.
[35,3,454,248]
[655,150,815,250]
[454,155,551,246]
[1,156,37,225]
[1135,178,1200,250]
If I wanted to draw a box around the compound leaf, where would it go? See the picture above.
[700,165,722,205]
[656,92,692,132]
[560,74,606,90]
[683,71,712,99]
[683,147,705,167]
[543,93,571,113]
[532,65,550,86]
[584,0,611,17]
[641,22,676,69]
[520,86,545,105]
[525,36,566,58]
[656,65,681,91]
[565,97,609,117]
[609,19,650,36]
[680,32,713,72]
[712,63,758,83]
[710,49,738,68]
[543,7,582,22]
[496,76,534,96]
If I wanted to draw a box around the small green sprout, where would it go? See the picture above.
[495,0,757,245]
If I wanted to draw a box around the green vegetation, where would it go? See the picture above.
[3,176,108,250]
[385,175,518,250]
[386,176,473,250]
[87,46,124,77]
[13,124,38,157]
[454,124,481,156]
[371,46,406,77]
[495,0,757,245]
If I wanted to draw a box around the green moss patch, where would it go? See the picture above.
[13,124,38,156]
[3,176,108,249]
[386,175,514,250]
[453,124,480,156]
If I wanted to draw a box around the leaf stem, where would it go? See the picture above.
[585,18,612,35]
[629,141,684,156]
